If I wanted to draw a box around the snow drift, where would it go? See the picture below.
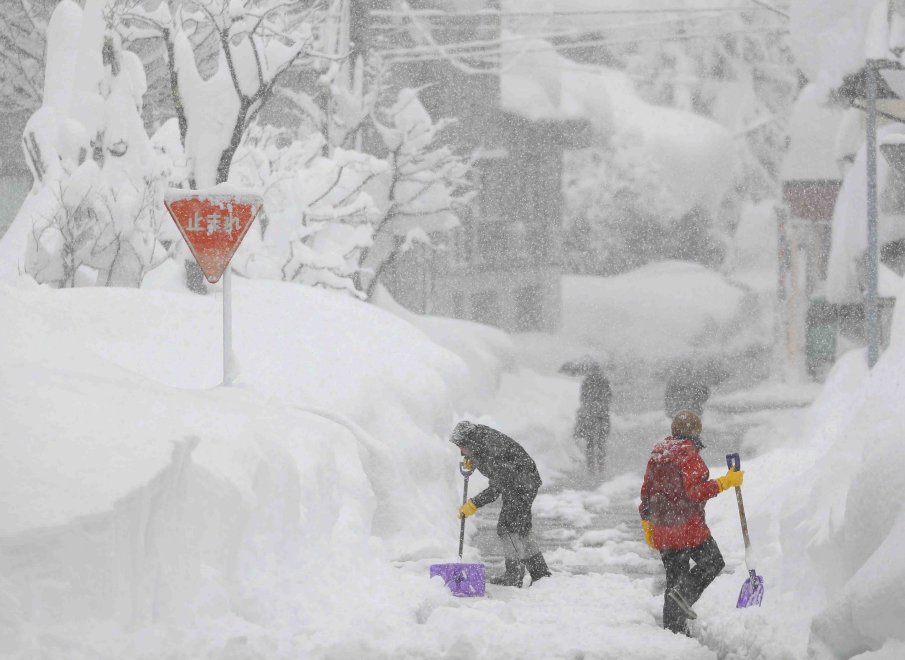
[0,279,508,656]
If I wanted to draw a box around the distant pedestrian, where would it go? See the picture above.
[450,421,552,587]
[574,365,611,473]
[639,410,743,635]
[663,366,710,418]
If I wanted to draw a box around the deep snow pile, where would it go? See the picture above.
[678,310,905,657]
[0,278,504,657]
[786,326,905,656]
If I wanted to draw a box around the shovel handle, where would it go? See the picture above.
[726,453,751,550]
[726,453,740,471]
[458,468,471,559]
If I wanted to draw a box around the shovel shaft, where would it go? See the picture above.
[458,474,470,559]
[726,452,752,549]
[735,486,751,550]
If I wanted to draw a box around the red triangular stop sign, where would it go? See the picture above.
[164,189,263,284]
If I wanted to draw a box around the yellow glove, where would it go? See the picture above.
[459,499,477,518]
[641,519,655,549]
[717,468,744,492]
[462,457,475,471]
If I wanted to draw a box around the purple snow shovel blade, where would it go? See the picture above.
[430,563,486,597]
[736,569,764,608]
[430,461,486,597]
[727,453,764,608]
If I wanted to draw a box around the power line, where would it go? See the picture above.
[379,27,790,67]
[373,14,750,59]
[369,7,781,19]
[749,1,790,19]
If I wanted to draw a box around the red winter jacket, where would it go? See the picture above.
[639,436,721,550]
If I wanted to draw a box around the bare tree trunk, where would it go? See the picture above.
[365,234,404,301]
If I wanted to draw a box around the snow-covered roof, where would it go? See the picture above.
[781,84,845,181]
[499,32,736,214]
[791,0,905,96]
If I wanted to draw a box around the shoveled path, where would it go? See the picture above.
[473,407,759,585]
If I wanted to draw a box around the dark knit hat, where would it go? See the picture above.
[672,409,704,447]
[449,420,476,446]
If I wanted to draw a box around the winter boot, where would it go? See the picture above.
[667,588,698,620]
[488,559,525,587]
[525,552,552,585]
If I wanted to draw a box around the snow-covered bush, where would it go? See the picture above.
[3,0,470,297]
[356,87,473,299]
[229,125,386,296]
[229,87,471,298]
[119,0,313,188]
[19,0,171,288]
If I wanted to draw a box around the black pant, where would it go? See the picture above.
[660,536,725,633]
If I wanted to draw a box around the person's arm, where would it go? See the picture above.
[639,461,656,548]
[681,452,721,502]
[472,484,501,508]
[639,460,652,520]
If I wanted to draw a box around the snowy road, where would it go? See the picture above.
[474,403,759,583]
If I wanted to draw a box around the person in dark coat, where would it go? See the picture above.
[574,366,611,473]
[663,371,710,418]
[639,410,743,634]
[450,421,551,587]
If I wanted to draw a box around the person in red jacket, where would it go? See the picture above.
[639,409,744,634]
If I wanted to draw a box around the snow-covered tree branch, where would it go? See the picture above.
[16,0,172,288]
[355,88,473,299]
[0,0,54,116]
[120,0,317,188]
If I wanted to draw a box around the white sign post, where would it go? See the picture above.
[163,188,263,386]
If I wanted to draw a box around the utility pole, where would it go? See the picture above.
[866,59,880,368]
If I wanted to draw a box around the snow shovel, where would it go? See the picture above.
[429,461,486,597]
[726,453,764,607]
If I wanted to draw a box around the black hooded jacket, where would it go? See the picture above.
[456,424,542,508]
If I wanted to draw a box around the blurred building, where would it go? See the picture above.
[779,84,844,379]
[353,0,590,332]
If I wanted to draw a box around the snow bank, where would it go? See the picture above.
[795,322,905,656]
[0,280,482,656]
[680,288,905,656]
[373,283,515,413]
